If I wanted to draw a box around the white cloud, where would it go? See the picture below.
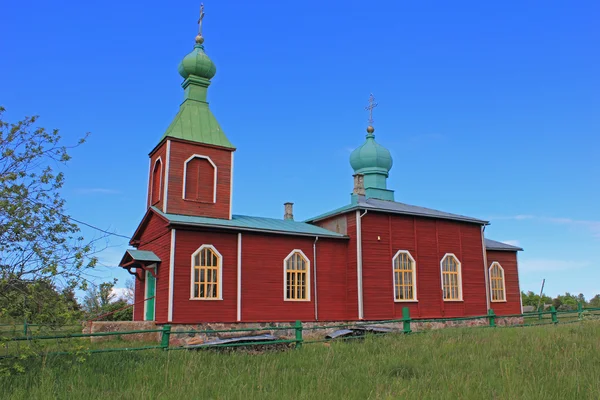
[75,188,120,195]
[110,287,129,299]
[519,259,591,272]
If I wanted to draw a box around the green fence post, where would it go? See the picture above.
[294,320,303,349]
[550,306,558,324]
[402,307,412,334]
[23,320,27,337]
[538,306,543,320]
[161,324,171,350]
[577,302,583,321]
[487,309,496,327]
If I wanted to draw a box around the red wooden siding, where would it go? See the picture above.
[359,212,488,320]
[315,238,350,321]
[486,250,522,315]
[171,229,238,323]
[165,139,233,219]
[345,212,359,319]
[133,212,172,323]
[183,157,215,203]
[133,270,144,321]
[241,233,316,322]
[147,143,167,210]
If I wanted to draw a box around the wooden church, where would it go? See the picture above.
[119,14,523,325]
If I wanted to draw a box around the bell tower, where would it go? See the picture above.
[147,5,235,220]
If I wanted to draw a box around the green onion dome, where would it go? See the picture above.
[178,37,216,80]
[349,126,393,174]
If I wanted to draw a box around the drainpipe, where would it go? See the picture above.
[481,225,491,311]
[313,236,319,321]
[356,209,368,320]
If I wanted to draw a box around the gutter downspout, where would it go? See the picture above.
[356,210,368,320]
[313,236,319,321]
[481,225,491,311]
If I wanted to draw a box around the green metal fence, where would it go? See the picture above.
[2,305,599,359]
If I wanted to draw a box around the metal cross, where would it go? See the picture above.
[198,3,205,35]
[365,93,378,125]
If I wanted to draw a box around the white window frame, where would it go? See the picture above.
[283,249,311,302]
[182,154,217,203]
[489,262,507,302]
[150,157,163,204]
[440,253,463,302]
[392,250,418,302]
[190,244,223,300]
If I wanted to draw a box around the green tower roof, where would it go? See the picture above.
[349,128,393,174]
[161,12,234,150]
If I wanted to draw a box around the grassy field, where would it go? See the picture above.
[2,321,600,399]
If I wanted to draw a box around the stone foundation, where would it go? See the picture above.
[168,316,525,346]
[83,321,160,343]
[82,317,524,345]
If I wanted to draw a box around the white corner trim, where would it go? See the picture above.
[489,262,507,303]
[229,152,234,220]
[392,250,418,302]
[237,233,242,321]
[516,252,523,314]
[481,228,491,310]
[168,229,176,322]
[356,211,364,319]
[190,244,223,300]
[146,157,151,208]
[151,157,163,204]
[440,253,463,302]
[182,154,217,203]
[163,141,171,213]
[283,249,311,302]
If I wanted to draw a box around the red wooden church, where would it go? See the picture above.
[119,20,523,325]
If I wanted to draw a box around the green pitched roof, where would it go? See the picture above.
[151,207,346,239]
[306,196,488,225]
[162,100,234,148]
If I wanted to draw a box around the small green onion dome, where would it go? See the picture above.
[349,127,393,174]
[178,40,216,80]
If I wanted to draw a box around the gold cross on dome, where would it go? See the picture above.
[364,93,378,125]
[198,3,205,35]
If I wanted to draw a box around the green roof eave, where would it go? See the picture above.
[150,207,347,239]
[161,99,235,149]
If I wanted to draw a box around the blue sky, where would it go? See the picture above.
[1,1,598,300]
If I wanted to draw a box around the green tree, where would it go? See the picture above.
[521,291,551,308]
[0,108,100,294]
[0,279,83,325]
[588,294,600,308]
[83,281,132,321]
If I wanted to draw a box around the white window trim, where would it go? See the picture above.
[489,262,507,303]
[150,157,163,204]
[190,244,223,301]
[440,253,463,302]
[182,154,217,203]
[144,265,157,321]
[392,250,418,302]
[283,249,311,302]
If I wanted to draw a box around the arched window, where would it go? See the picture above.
[392,250,417,301]
[284,250,310,301]
[183,155,217,203]
[489,262,506,302]
[191,245,222,300]
[151,158,162,205]
[441,254,462,301]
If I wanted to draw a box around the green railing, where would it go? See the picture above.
[2,305,599,359]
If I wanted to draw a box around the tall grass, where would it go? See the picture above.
[2,322,600,399]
